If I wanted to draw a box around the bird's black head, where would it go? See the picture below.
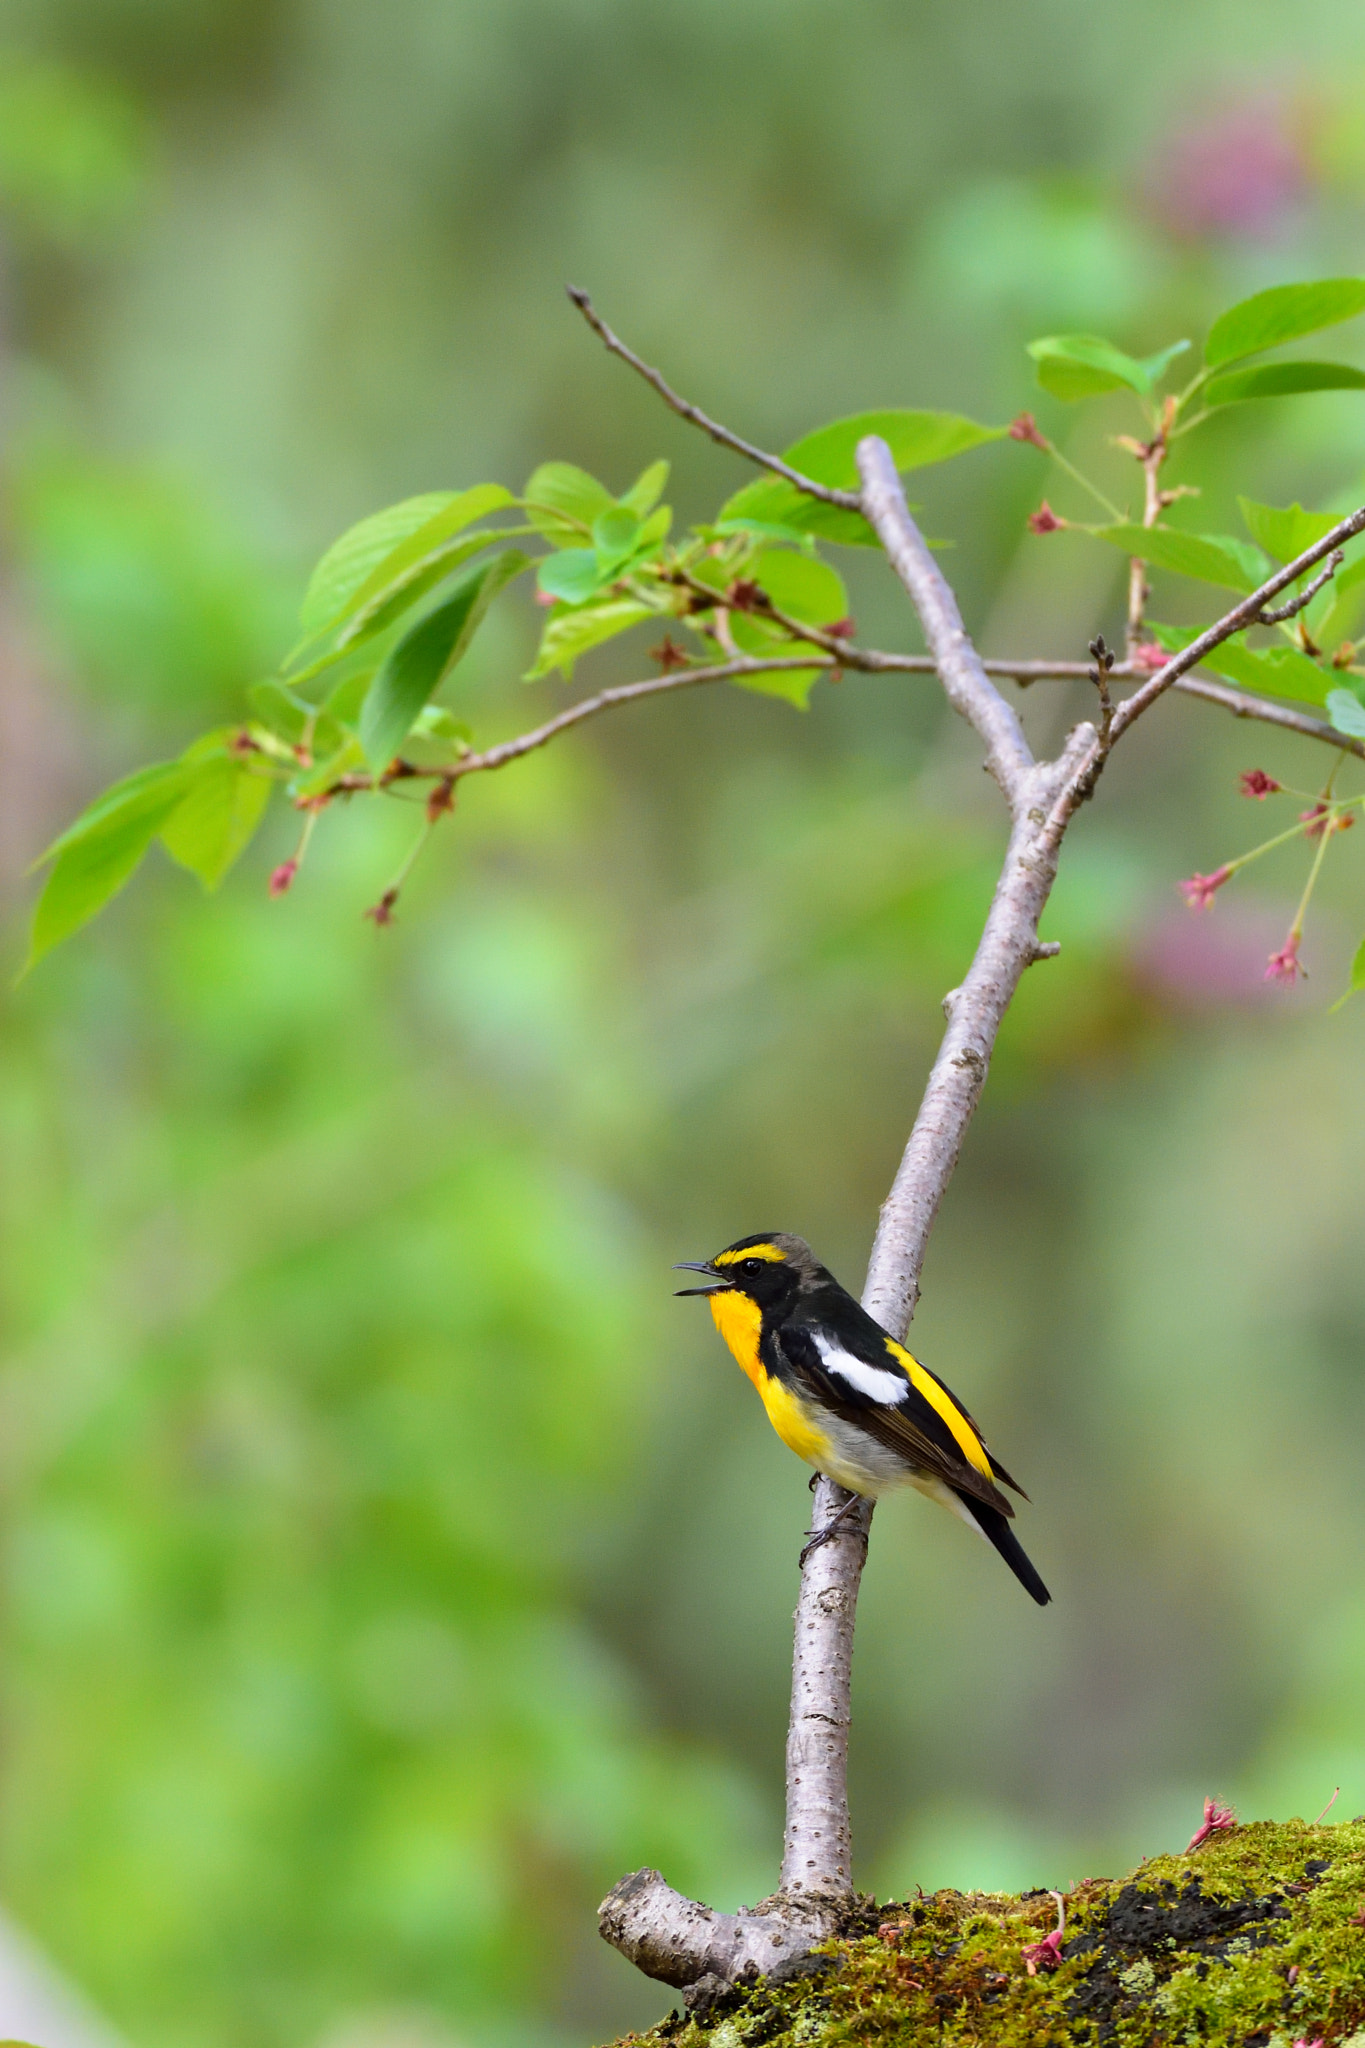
[673,1232,823,1315]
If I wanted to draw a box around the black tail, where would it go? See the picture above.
[956,1491,1051,1606]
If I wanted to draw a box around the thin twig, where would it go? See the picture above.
[567,288,861,513]
[1172,672,1365,760]
[1255,549,1343,624]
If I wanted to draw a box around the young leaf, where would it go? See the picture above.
[1348,935,1365,996]
[337,525,524,651]
[523,463,616,547]
[1205,361,1365,407]
[592,506,642,572]
[160,753,272,890]
[35,759,190,865]
[620,459,669,519]
[717,477,878,546]
[784,409,1004,488]
[1091,523,1268,593]
[1312,551,1365,648]
[1327,687,1365,739]
[298,493,457,637]
[536,548,607,607]
[359,550,526,769]
[1138,338,1192,385]
[248,678,314,743]
[1204,278,1365,368]
[1027,334,1155,401]
[1146,619,1329,705]
[26,763,191,968]
[752,548,848,624]
[525,598,654,682]
[1237,498,1343,563]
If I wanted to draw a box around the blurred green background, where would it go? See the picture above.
[6,4,1365,2047]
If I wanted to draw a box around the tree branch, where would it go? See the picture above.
[857,437,1034,808]
[567,289,860,512]
[1173,672,1365,760]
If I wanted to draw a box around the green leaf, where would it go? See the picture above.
[1150,620,1332,705]
[523,463,616,548]
[536,549,606,607]
[1202,641,1331,706]
[729,655,822,709]
[1313,551,1365,648]
[525,598,654,681]
[322,664,380,725]
[1028,333,1155,400]
[786,409,1004,488]
[716,478,878,546]
[1204,278,1365,368]
[360,550,526,770]
[298,492,457,636]
[1205,361,1365,407]
[1091,523,1268,593]
[620,459,669,519]
[1237,498,1344,563]
[248,678,314,743]
[35,759,189,866]
[753,547,848,624]
[337,524,523,651]
[160,753,271,890]
[1349,935,1365,993]
[1138,338,1192,385]
[26,762,191,968]
[593,507,641,572]
[1327,686,1365,738]
[288,734,364,802]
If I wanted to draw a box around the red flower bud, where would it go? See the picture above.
[1027,501,1063,535]
[1009,412,1049,451]
[1239,769,1280,799]
[1179,865,1233,910]
[268,859,298,899]
[365,887,399,927]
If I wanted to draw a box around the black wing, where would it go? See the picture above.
[769,1319,1014,1519]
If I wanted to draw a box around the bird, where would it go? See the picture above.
[675,1231,1049,1605]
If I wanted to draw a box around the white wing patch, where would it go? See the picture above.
[811,1333,908,1407]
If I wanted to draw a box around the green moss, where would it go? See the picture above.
[608,1820,1365,2048]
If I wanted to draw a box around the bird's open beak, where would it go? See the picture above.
[673,1259,727,1296]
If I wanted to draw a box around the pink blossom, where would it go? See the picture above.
[1132,642,1168,671]
[268,859,298,899]
[1179,865,1233,911]
[1022,1929,1064,1976]
[1300,802,1354,839]
[1265,934,1304,986]
[1186,1796,1237,1853]
[1027,501,1063,535]
[1009,412,1049,450]
[1239,769,1281,799]
[364,887,400,928]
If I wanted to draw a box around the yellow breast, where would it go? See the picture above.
[708,1291,834,1466]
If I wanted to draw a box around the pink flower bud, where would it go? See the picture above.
[1132,642,1168,671]
[1027,501,1063,535]
[1186,1796,1238,1852]
[1009,412,1049,451]
[1240,769,1280,799]
[1179,865,1233,911]
[364,887,399,927]
[1021,1929,1064,1976]
[268,859,298,899]
[1265,934,1303,986]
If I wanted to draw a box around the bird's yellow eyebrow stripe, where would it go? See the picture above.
[713,1243,785,1265]
[886,1337,993,1477]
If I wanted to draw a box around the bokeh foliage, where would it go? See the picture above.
[8,8,1365,2048]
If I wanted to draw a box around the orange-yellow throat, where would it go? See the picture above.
[708,1289,832,1466]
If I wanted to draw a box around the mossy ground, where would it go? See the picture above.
[612,1820,1365,2048]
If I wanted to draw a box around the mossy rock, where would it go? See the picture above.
[610,1820,1365,2048]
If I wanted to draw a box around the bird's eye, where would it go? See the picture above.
[741,1258,766,1277]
